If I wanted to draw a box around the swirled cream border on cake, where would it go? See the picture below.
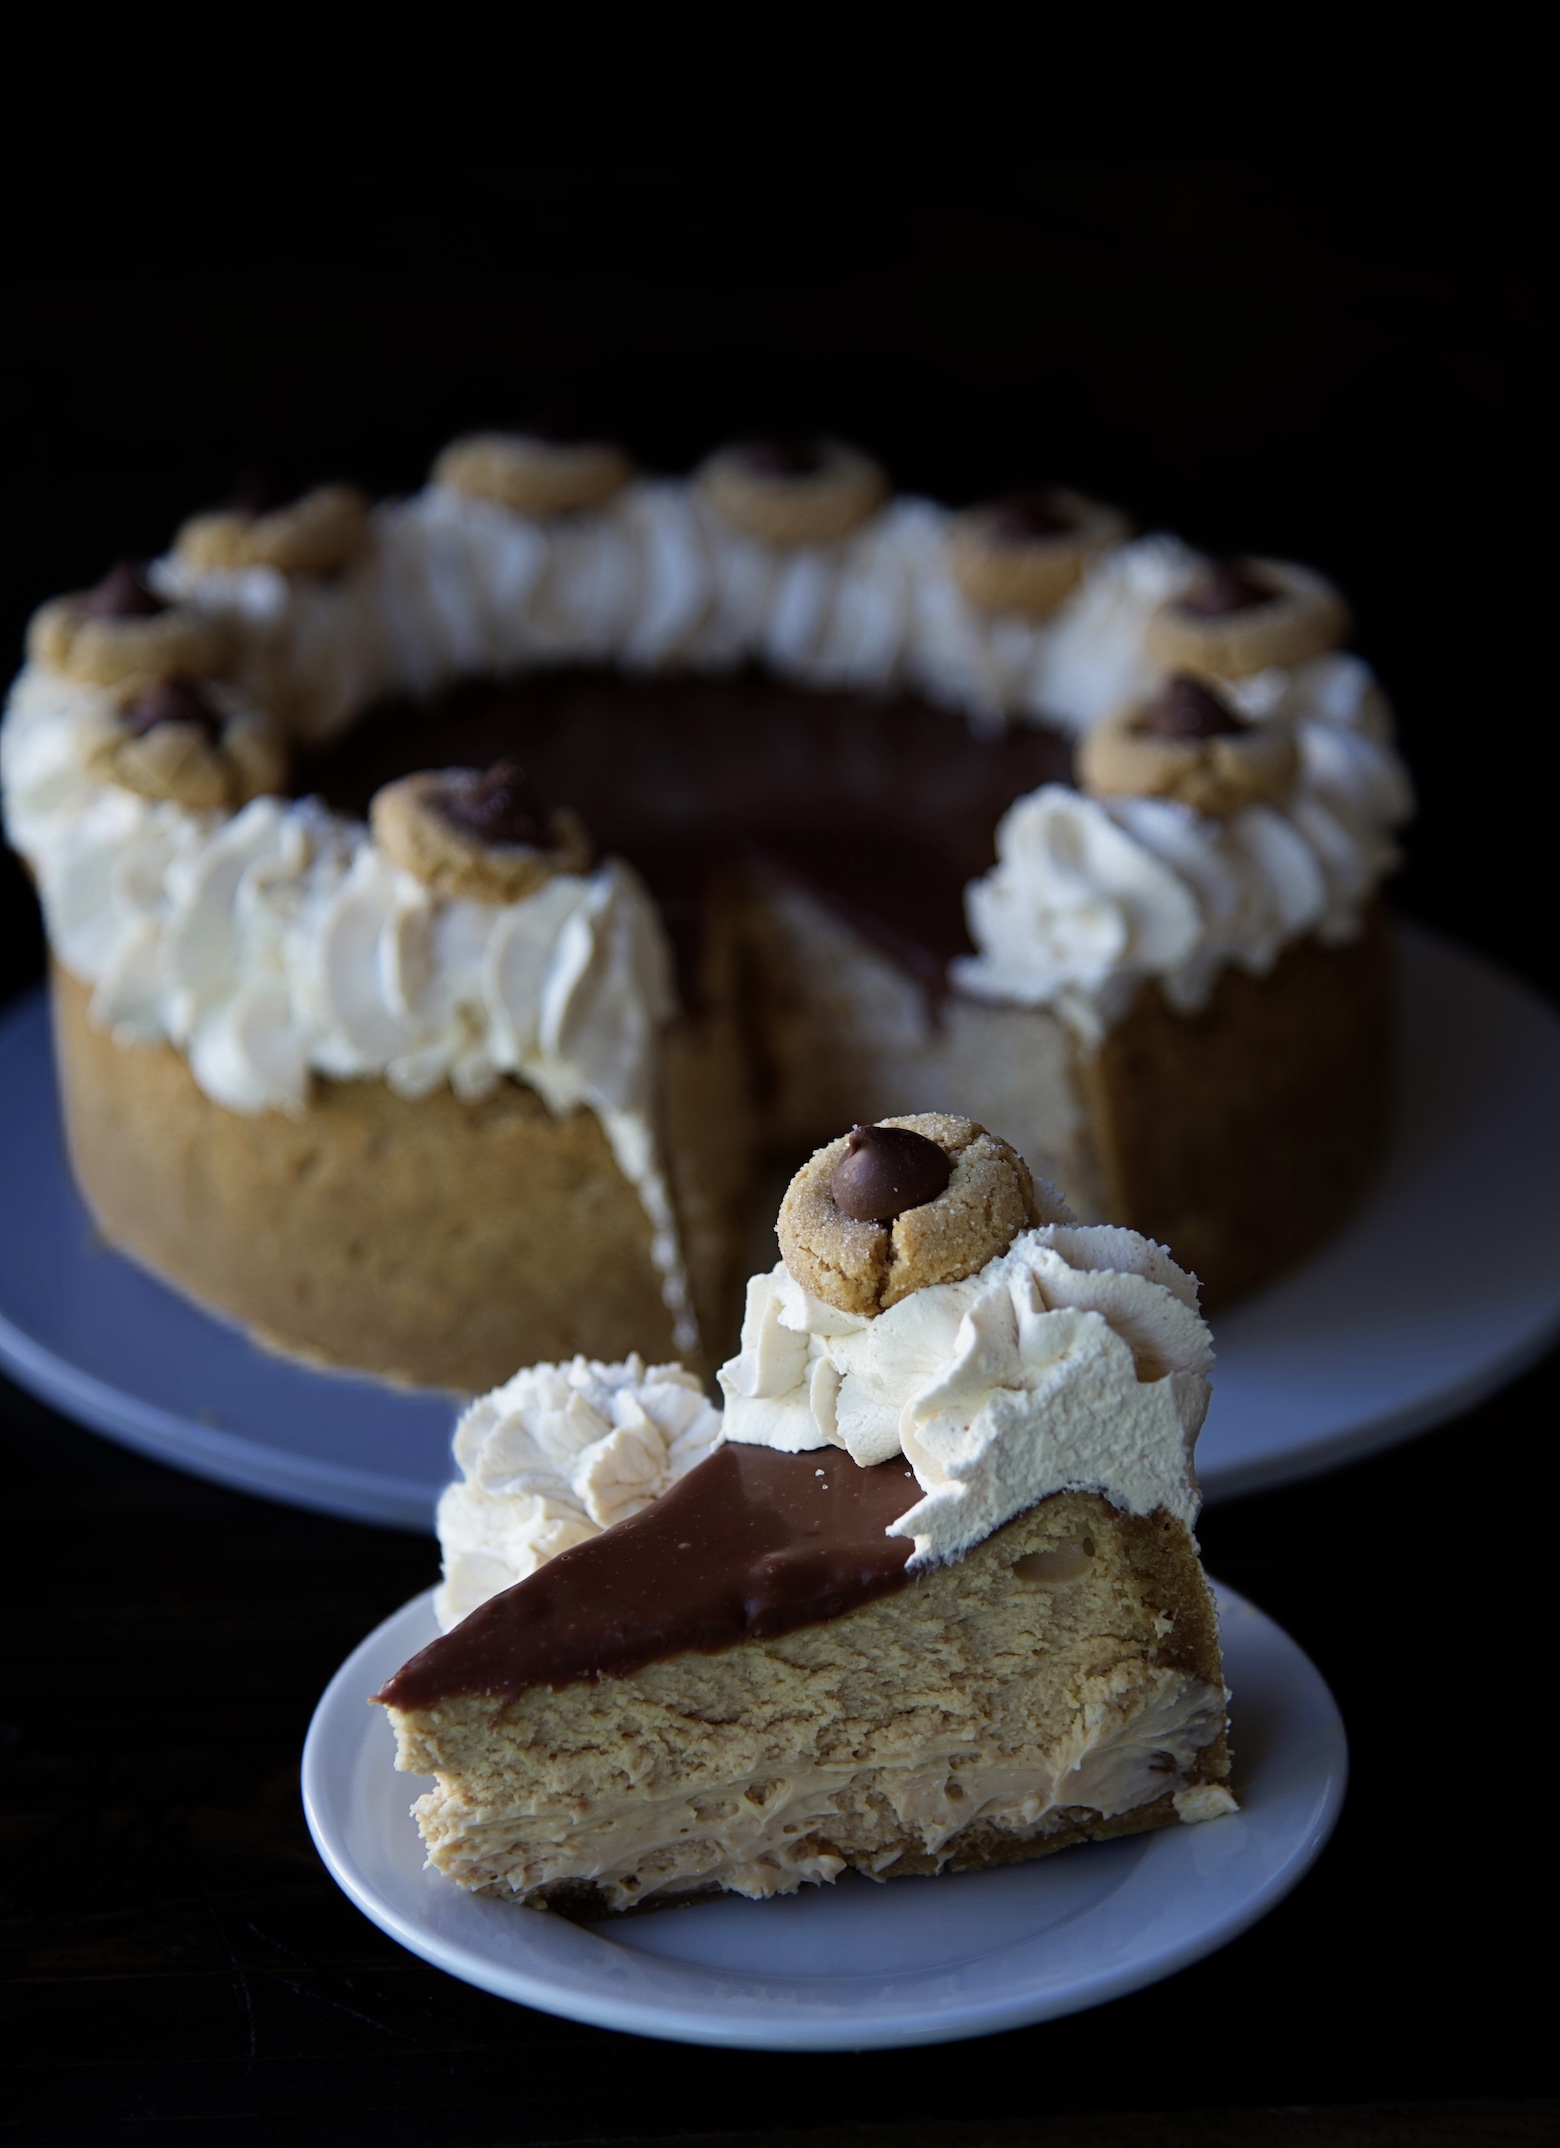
[1,470,1415,1352]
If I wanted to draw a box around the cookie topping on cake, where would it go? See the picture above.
[948,489,1130,619]
[778,1112,1047,1318]
[831,1123,953,1221]
[1077,677,1297,816]
[432,431,635,518]
[1179,559,1274,618]
[437,758,553,848]
[25,567,231,689]
[1138,674,1247,741]
[97,677,286,811]
[698,437,889,545]
[1145,553,1350,680]
[82,560,168,619]
[120,676,224,741]
[370,763,592,903]
[172,482,371,578]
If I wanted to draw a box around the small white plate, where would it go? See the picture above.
[2,922,1557,1524]
[302,1581,1345,2049]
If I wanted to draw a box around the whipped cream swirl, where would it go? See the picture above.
[5,466,1408,1323]
[435,1355,724,1630]
[720,1223,1211,1569]
[150,486,1193,741]
[954,652,1414,1041]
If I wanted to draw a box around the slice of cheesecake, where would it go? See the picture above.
[375,1114,1234,1913]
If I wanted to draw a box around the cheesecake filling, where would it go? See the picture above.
[408,1660,1231,1911]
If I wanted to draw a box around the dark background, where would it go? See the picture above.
[3,137,1556,2145]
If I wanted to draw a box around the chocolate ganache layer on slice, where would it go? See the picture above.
[375,1443,921,1707]
[295,671,1072,1002]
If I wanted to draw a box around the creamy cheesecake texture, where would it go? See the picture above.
[387,1483,1230,1913]
[380,1115,1233,1912]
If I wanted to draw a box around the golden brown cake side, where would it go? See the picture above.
[386,1488,1229,1913]
[1082,907,1393,1306]
[52,966,702,1388]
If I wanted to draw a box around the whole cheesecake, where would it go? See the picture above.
[1,439,1411,1387]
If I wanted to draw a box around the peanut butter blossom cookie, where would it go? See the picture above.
[2,437,1411,1386]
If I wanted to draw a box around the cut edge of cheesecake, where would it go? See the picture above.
[378,1478,1232,1917]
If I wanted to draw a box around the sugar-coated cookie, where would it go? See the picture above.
[371,761,591,904]
[1078,674,1298,817]
[432,434,634,518]
[28,563,231,690]
[697,439,888,546]
[91,677,286,812]
[173,484,371,577]
[777,1112,1056,1318]
[1144,556,1349,680]
[948,489,1130,619]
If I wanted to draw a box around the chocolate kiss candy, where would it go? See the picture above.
[121,677,223,740]
[83,561,167,619]
[443,759,553,847]
[1181,559,1272,619]
[1140,674,1247,741]
[984,490,1076,544]
[831,1124,952,1222]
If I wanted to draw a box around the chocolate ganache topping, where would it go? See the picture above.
[1180,560,1274,619]
[831,1123,953,1221]
[295,674,1072,1008]
[375,1443,921,1707]
[983,490,1078,544]
[121,677,224,740]
[83,561,168,620]
[439,759,555,848]
[1139,674,1247,741]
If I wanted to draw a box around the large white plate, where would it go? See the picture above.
[2,923,1557,1524]
[302,1581,1344,2049]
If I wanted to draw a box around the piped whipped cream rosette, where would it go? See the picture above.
[435,1354,724,1630]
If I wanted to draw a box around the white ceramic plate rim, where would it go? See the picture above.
[301,1582,1346,2049]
